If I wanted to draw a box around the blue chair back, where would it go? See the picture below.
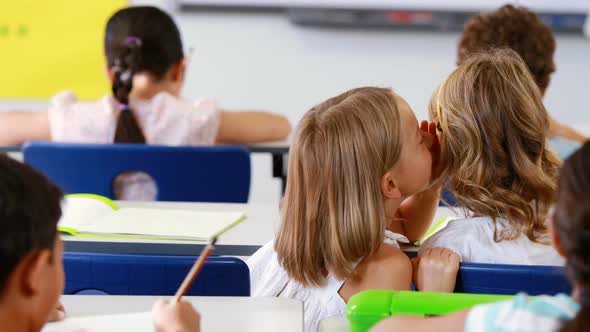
[63,252,250,296]
[455,262,570,295]
[23,141,251,202]
[439,188,458,207]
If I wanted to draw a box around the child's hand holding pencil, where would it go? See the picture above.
[152,299,200,332]
[152,237,217,332]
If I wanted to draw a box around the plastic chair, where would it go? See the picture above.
[455,262,571,295]
[23,141,251,203]
[439,188,458,207]
[63,252,250,296]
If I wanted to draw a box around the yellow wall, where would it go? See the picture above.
[0,0,126,99]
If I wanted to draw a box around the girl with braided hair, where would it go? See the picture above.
[0,6,291,200]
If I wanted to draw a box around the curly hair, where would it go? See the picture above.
[431,49,560,243]
[457,5,556,92]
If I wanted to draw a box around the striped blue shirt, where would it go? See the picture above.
[465,293,579,332]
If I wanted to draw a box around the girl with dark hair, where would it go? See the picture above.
[0,6,291,200]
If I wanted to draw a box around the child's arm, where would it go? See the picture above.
[395,184,441,243]
[215,110,291,144]
[370,309,469,332]
[548,115,588,143]
[0,111,50,145]
[340,244,412,302]
[372,247,463,331]
[152,299,200,332]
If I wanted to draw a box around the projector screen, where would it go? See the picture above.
[178,0,589,13]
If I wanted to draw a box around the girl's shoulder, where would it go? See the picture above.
[50,90,116,112]
[346,243,412,292]
[48,91,117,142]
[146,92,218,115]
[422,216,496,246]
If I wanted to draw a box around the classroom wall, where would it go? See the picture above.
[2,3,589,204]
[174,9,590,127]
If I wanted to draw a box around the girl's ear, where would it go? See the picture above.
[550,218,567,258]
[381,169,402,200]
[170,59,187,83]
[20,249,52,297]
[104,65,115,83]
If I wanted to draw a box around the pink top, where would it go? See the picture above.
[48,91,222,200]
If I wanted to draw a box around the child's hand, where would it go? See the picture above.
[152,299,200,332]
[47,302,66,322]
[420,120,442,182]
[411,247,460,292]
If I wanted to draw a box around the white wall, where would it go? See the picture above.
[174,10,590,126]
[1,6,589,204]
[2,7,587,124]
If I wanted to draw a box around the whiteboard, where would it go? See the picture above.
[178,0,590,13]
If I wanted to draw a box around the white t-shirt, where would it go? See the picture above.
[420,216,564,266]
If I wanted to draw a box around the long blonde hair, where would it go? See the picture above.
[275,87,403,287]
[431,48,560,243]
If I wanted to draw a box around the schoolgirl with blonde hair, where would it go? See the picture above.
[248,86,447,331]
[421,48,563,265]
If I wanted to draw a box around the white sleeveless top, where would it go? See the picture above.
[47,91,221,200]
[247,231,409,332]
[420,216,564,266]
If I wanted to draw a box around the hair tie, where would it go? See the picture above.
[118,104,130,111]
[124,36,142,46]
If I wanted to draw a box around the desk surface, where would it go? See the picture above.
[0,139,291,154]
[246,139,290,154]
[63,201,458,256]
[46,295,303,332]
[63,201,280,256]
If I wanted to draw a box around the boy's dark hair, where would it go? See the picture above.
[105,6,184,143]
[555,142,590,332]
[457,4,556,92]
[0,155,63,293]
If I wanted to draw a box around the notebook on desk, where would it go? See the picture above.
[59,194,246,241]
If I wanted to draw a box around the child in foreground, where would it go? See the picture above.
[0,155,200,332]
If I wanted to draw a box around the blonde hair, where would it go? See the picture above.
[430,48,560,243]
[275,87,403,287]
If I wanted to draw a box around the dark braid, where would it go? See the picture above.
[556,142,590,332]
[112,37,146,143]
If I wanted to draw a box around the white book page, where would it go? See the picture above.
[58,197,116,231]
[42,311,152,332]
[78,208,246,241]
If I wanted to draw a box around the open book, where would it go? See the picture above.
[59,194,246,241]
